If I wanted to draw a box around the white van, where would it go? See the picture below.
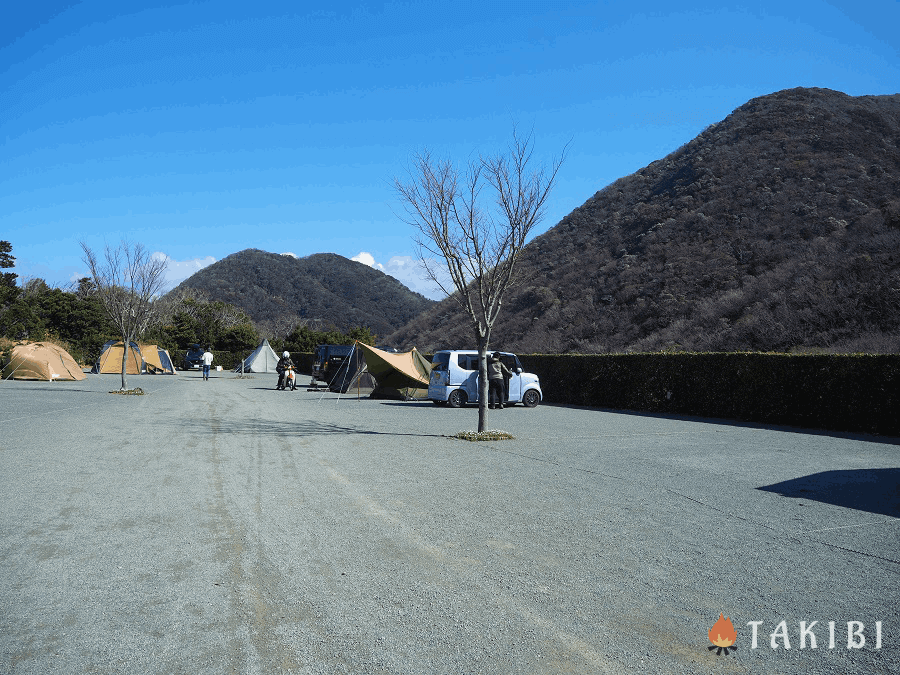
[428,350,542,408]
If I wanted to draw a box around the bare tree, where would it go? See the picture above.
[395,130,565,431]
[80,241,168,390]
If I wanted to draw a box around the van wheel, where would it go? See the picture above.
[447,389,465,408]
[522,389,540,408]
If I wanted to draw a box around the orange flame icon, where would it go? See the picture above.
[708,614,737,655]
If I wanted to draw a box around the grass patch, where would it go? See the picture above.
[452,430,514,442]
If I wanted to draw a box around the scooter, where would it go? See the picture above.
[276,364,297,391]
[285,365,296,391]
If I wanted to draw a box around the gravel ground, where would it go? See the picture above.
[1,370,898,674]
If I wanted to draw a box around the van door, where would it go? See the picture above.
[458,354,479,401]
[499,353,523,402]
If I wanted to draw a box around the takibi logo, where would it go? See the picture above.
[707,615,884,655]
[708,614,738,655]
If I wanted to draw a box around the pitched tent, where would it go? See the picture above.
[91,341,143,374]
[141,344,175,374]
[234,339,280,373]
[2,342,86,381]
[357,342,432,400]
[328,343,377,394]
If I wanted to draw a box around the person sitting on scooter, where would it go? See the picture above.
[276,351,294,390]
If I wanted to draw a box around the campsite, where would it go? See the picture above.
[1,369,896,674]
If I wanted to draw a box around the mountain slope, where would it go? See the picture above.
[171,249,435,337]
[388,87,900,353]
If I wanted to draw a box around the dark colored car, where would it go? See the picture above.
[311,344,354,384]
[183,344,204,370]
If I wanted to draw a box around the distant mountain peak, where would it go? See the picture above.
[388,88,900,354]
[170,248,434,338]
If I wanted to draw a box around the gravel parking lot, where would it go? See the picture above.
[1,371,898,674]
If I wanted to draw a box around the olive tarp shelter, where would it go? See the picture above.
[356,342,432,400]
[328,343,378,395]
[234,339,279,373]
[2,342,86,381]
[91,341,174,374]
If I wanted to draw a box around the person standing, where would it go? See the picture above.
[201,347,214,381]
[487,352,512,409]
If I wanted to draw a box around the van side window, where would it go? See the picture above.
[457,355,474,371]
[499,354,518,371]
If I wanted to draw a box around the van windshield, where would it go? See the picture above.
[431,352,450,372]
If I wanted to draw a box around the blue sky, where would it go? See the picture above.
[2,1,897,299]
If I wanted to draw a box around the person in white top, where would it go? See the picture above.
[201,348,214,381]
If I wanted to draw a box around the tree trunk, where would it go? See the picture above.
[477,335,490,432]
[119,335,129,390]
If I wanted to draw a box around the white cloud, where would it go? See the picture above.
[351,251,380,269]
[281,252,298,258]
[153,252,217,289]
[352,251,449,300]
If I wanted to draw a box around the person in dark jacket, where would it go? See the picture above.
[276,351,294,390]
[487,352,513,409]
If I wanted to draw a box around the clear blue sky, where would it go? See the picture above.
[2,1,897,299]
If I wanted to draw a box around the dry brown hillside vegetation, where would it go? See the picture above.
[388,87,900,354]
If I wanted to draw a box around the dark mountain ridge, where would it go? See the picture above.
[388,87,900,353]
[170,249,435,338]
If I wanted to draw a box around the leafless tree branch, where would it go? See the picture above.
[80,240,168,390]
[394,131,565,430]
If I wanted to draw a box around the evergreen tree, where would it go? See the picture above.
[0,241,18,307]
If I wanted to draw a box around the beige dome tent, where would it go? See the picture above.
[92,341,143,374]
[140,344,175,374]
[2,342,86,381]
[92,341,174,374]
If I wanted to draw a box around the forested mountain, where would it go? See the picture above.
[388,87,900,354]
[170,249,434,338]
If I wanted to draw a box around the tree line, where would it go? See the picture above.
[0,241,376,371]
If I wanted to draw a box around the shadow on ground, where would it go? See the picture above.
[199,418,445,438]
[757,469,900,517]
[545,404,900,446]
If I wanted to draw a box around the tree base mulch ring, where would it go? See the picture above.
[109,388,145,395]
[451,430,514,441]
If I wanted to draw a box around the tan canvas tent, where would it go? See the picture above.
[92,341,143,374]
[2,342,86,381]
[92,341,174,374]
[140,344,175,374]
[357,342,432,399]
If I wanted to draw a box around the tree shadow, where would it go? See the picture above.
[199,418,444,438]
[757,469,900,517]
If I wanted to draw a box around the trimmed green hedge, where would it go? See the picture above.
[209,348,898,435]
[518,353,900,436]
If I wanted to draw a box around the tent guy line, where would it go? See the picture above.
[1,402,116,425]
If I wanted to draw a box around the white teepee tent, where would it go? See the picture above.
[234,339,280,373]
